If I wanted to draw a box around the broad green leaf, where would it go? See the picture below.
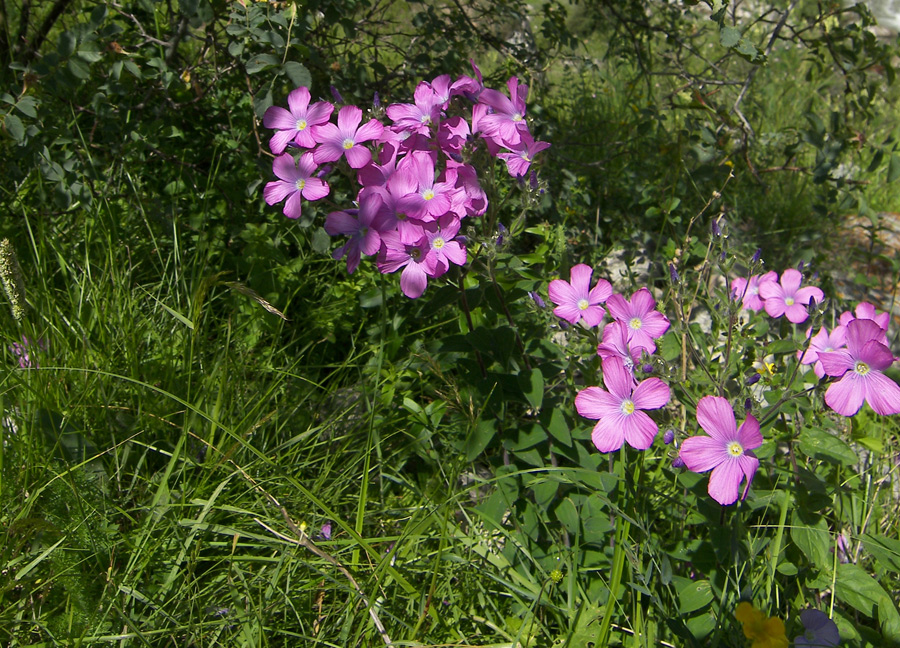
[15,96,37,118]
[466,419,496,461]
[543,406,571,446]
[798,427,857,466]
[791,511,830,568]
[834,563,900,640]
[245,54,279,74]
[282,61,311,88]
[4,115,24,142]
[862,534,900,574]
[720,26,741,48]
[518,367,543,410]
[554,497,579,534]
[677,579,713,614]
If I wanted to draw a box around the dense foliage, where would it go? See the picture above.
[2,0,900,646]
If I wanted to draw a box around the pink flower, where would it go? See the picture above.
[313,105,384,169]
[798,325,847,379]
[818,319,900,416]
[263,87,334,153]
[758,269,824,323]
[547,264,612,327]
[839,301,890,344]
[377,232,433,298]
[574,357,671,452]
[730,271,777,311]
[477,77,529,146]
[325,192,385,274]
[679,396,762,506]
[386,81,442,135]
[605,288,670,354]
[263,152,330,220]
[596,320,648,377]
[497,130,551,179]
[423,214,466,277]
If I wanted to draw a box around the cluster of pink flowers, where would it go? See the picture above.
[732,270,900,417]
[557,261,900,507]
[262,64,549,298]
[551,265,672,452]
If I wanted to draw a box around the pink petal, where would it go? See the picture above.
[264,180,294,206]
[355,118,385,143]
[630,288,657,317]
[707,458,744,505]
[263,105,296,130]
[858,339,895,371]
[268,130,295,155]
[862,372,900,415]
[825,373,866,416]
[818,349,854,377]
[588,278,612,304]
[575,386,621,420]
[601,356,634,400]
[580,305,605,328]
[399,262,428,298]
[301,177,329,201]
[272,153,302,182]
[337,105,363,133]
[282,190,304,219]
[795,286,824,305]
[605,294,629,322]
[553,303,583,325]
[784,303,810,324]
[622,411,659,450]
[568,264,593,295]
[286,86,311,115]
[632,378,670,410]
[780,268,803,293]
[679,435,727,473]
[344,145,372,169]
[736,414,762,450]
[591,416,626,453]
[696,396,737,441]
[548,278,578,306]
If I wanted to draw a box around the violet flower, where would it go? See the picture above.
[547,264,612,328]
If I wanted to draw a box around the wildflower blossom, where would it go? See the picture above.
[606,288,670,353]
[574,356,671,453]
[263,152,330,220]
[679,396,762,506]
[735,602,788,648]
[798,326,847,379]
[9,336,45,369]
[325,193,385,274]
[758,269,824,323]
[263,87,333,153]
[794,610,840,648]
[818,319,900,416]
[313,105,384,169]
[731,271,777,312]
[548,264,612,327]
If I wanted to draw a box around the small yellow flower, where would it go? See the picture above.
[735,602,788,648]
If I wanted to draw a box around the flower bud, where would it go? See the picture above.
[668,263,679,283]
[642,363,654,374]
[751,248,762,264]
[528,291,546,309]
[663,429,675,445]
[746,373,761,386]
[330,85,344,103]
[671,456,685,469]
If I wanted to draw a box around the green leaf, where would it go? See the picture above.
[517,368,543,410]
[245,54,279,74]
[554,497,580,534]
[834,563,900,640]
[543,407,571,446]
[888,154,900,183]
[282,61,311,88]
[4,115,24,142]
[67,58,90,80]
[14,96,37,118]
[58,31,77,57]
[465,419,496,461]
[720,26,741,48]
[677,579,714,614]
[791,511,830,568]
[798,427,857,466]
[862,534,900,574]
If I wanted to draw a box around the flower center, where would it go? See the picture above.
[422,189,435,201]
[577,298,590,311]
[750,286,759,295]
[727,441,744,457]
[419,114,431,124]
[342,138,355,150]
[784,297,795,306]
[296,119,307,131]
[855,361,870,376]
[433,237,445,249]
[295,179,306,191]
[512,112,523,122]
[521,152,531,161]
[620,399,635,415]
[410,248,422,260]
[629,317,642,330]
